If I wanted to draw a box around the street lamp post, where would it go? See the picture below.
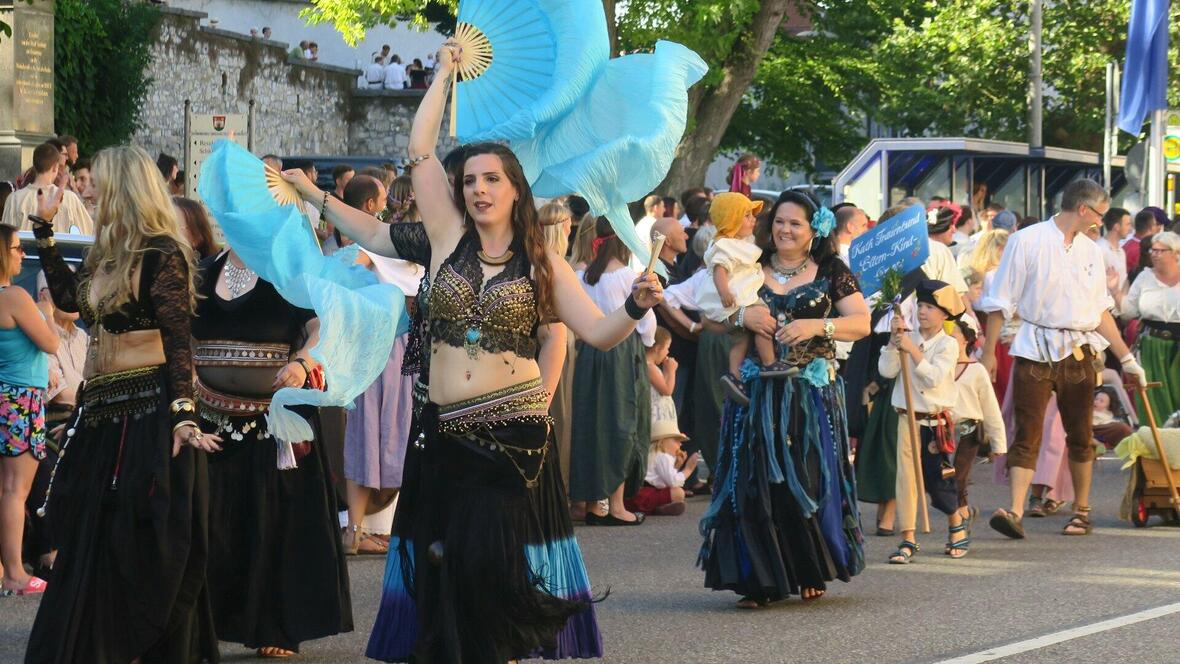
[1028,0,1043,152]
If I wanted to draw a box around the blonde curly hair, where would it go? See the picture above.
[86,145,196,314]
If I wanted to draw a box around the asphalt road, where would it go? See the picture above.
[3,456,1179,663]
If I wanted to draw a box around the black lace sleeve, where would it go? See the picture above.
[388,222,431,266]
[34,232,83,315]
[825,257,861,303]
[144,241,195,403]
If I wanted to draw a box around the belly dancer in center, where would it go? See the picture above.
[278,42,665,663]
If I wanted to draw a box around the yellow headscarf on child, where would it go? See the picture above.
[710,192,764,239]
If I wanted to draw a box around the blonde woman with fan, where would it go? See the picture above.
[25,146,221,663]
[280,42,663,663]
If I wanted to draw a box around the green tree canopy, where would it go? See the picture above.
[730,0,1180,176]
[298,0,1180,187]
[55,0,160,155]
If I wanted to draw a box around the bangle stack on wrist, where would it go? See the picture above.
[170,398,198,432]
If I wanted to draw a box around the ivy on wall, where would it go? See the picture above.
[54,0,160,156]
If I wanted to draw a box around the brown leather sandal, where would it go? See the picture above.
[342,525,389,555]
[1063,506,1093,536]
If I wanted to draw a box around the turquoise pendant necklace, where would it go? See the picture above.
[464,325,482,360]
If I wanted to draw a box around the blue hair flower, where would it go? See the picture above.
[811,207,836,238]
[801,358,831,387]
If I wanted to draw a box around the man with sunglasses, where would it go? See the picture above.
[979,178,1145,541]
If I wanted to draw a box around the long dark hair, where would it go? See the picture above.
[173,196,220,259]
[1131,234,1155,283]
[583,216,630,286]
[756,189,836,266]
[453,142,554,318]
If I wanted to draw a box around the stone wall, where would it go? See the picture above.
[134,7,455,161]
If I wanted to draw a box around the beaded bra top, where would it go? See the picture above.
[427,229,539,360]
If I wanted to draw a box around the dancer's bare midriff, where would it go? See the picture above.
[427,342,543,406]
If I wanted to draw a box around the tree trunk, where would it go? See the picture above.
[601,0,618,56]
[659,0,793,195]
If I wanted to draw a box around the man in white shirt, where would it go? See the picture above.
[1098,206,1131,308]
[834,205,869,361]
[834,205,869,266]
[951,208,976,258]
[979,179,1145,539]
[364,54,386,88]
[383,55,407,90]
[4,142,93,235]
[628,194,665,272]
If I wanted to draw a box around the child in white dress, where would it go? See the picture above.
[694,193,776,401]
[647,327,678,424]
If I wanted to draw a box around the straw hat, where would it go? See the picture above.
[651,418,689,443]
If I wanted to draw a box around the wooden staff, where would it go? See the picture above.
[893,302,931,533]
[1131,381,1180,520]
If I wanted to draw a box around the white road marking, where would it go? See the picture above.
[935,601,1180,663]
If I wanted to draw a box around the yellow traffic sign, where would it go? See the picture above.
[1166,135,1180,162]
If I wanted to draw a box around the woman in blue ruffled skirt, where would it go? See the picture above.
[700,191,870,606]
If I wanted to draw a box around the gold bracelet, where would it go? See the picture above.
[169,398,196,415]
[36,237,55,248]
[172,420,198,435]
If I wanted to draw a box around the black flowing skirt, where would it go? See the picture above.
[367,401,602,663]
[25,371,218,664]
[203,406,353,652]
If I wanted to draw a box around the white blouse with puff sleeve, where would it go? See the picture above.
[576,266,656,347]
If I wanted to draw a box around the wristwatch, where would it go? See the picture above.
[822,318,835,340]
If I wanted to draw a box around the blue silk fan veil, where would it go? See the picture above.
[198,142,407,469]
[451,0,708,275]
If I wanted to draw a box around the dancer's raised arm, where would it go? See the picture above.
[280,169,397,257]
[406,43,464,244]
